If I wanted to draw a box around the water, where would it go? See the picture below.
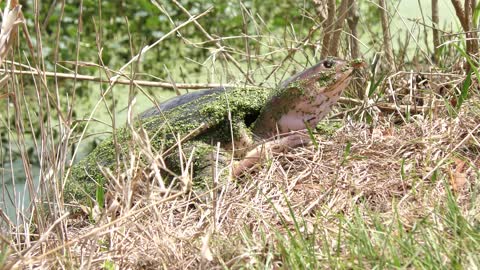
[1,160,39,225]
[0,86,174,223]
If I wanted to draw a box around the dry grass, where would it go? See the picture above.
[1,1,480,269]
[5,95,478,269]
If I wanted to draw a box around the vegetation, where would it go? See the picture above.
[0,0,479,269]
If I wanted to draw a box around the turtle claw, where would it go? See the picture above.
[233,131,311,176]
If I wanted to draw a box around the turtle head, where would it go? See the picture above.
[253,58,363,138]
[280,58,355,93]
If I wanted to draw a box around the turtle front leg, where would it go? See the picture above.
[233,132,311,176]
[167,140,233,191]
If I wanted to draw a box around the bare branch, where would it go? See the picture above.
[0,69,229,90]
[171,0,254,84]
[378,0,395,69]
[451,0,468,31]
[451,0,479,58]
[312,0,327,22]
[347,0,360,58]
[431,0,440,60]
[320,0,336,58]
[327,0,350,57]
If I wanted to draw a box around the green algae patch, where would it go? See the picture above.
[315,121,343,137]
[66,87,271,204]
[314,70,337,88]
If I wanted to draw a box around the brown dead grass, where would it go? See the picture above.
[0,63,477,269]
[10,95,478,269]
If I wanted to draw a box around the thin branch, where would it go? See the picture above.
[327,0,350,57]
[170,0,254,84]
[0,69,229,89]
[347,0,360,59]
[432,0,440,60]
[451,0,467,30]
[378,0,395,68]
[320,0,336,58]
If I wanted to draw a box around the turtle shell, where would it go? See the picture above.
[138,87,228,119]
[68,86,271,196]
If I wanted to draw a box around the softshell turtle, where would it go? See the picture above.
[68,58,361,202]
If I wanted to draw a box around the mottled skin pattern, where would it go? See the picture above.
[253,59,353,138]
[67,58,359,203]
[235,58,355,174]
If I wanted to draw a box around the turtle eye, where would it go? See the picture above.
[323,59,335,68]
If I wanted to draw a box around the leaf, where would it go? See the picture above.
[368,75,385,98]
[456,71,471,110]
[450,158,468,192]
[96,183,105,209]
[305,122,319,151]
[474,2,480,29]
[340,141,352,166]
[201,230,214,261]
